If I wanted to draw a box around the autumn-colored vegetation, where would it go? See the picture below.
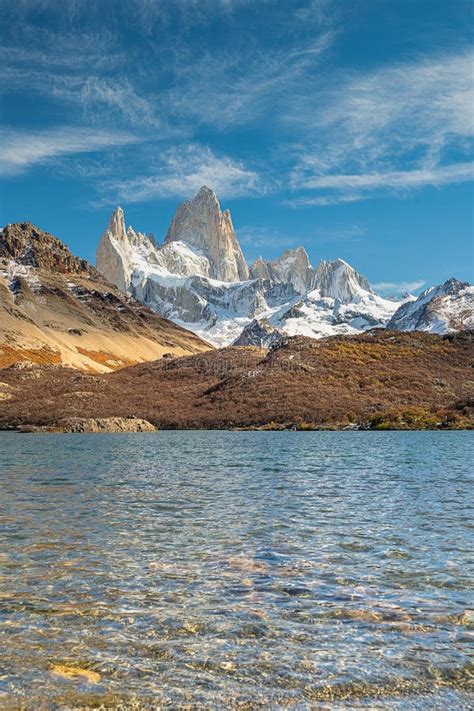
[0,344,63,369]
[0,330,472,431]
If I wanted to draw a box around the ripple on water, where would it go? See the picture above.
[0,430,473,708]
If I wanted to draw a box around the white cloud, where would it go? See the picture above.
[292,50,474,156]
[285,193,362,207]
[0,127,137,176]
[0,30,124,72]
[100,145,262,203]
[301,163,474,191]
[71,78,165,130]
[289,49,474,204]
[373,280,426,294]
[163,31,335,129]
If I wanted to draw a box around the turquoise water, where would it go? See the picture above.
[0,431,473,709]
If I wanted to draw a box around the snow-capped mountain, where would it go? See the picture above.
[387,278,474,333]
[250,247,313,293]
[95,186,472,347]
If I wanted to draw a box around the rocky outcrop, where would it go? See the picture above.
[21,417,156,432]
[165,186,249,282]
[1,223,95,276]
[388,278,474,333]
[232,318,284,348]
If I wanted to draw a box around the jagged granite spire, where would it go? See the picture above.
[312,259,373,303]
[165,186,249,282]
[96,207,134,293]
[250,247,313,293]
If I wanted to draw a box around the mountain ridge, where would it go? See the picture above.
[96,186,473,347]
[0,222,210,372]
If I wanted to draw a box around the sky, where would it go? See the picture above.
[1,0,473,294]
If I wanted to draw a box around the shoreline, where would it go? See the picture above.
[1,423,472,434]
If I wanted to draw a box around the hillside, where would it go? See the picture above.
[0,330,472,430]
[0,223,210,372]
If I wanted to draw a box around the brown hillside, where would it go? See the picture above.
[0,222,210,372]
[0,330,472,430]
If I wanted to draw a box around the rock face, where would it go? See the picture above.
[250,247,313,294]
[165,186,249,282]
[22,417,156,433]
[232,318,284,348]
[312,259,373,302]
[1,222,94,275]
[95,187,473,347]
[96,208,134,293]
[0,222,210,372]
[388,278,474,333]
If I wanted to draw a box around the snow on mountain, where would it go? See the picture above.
[232,318,284,348]
[250,247,313,294]
[387,278,474,333]
[95,187,472,347]
[312,259,373,302]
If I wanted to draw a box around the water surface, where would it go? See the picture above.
[0,431,473,709]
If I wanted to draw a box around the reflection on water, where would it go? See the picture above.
[0,431,473,709]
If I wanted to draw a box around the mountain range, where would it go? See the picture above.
[96,186,474,347]
[0,206,472,431]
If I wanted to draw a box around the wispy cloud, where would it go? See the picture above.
[238,225,302,252]
[289,49,474,204]
[0,30,125,72]
[0,127,137,176]
[284,193,362,207]
[56,77,167,131]
[293,163,474,205]
[373,280,426,294]
[163,31,335,130]
[97,145,262,203]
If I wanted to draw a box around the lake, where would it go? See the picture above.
[0,431,472,709]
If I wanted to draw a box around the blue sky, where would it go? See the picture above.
[1,0,473,293]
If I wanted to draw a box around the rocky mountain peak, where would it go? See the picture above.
[232,318,284,348]
[250,256,272,281]
[96,208,134,293]
[313,258,373,302]
[0,222,95,276]
[270,247,313,293]
[107,207,127,242]
[164,186,249,282]
[196,185,219,203]
[388,277,473,333]
[439,277,469,295]
[249,247,313,293]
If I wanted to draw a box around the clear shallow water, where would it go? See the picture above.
[0,431,473,710]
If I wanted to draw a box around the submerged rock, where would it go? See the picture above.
[50,662,101,684]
